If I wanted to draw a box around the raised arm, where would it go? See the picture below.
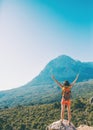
[70,73,79,87]
[51,75,63,88]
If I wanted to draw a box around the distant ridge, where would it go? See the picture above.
[0,55,93,108]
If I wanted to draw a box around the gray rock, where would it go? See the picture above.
[46,119,76,130]
[77,125,93,130]
[90,97,93,104]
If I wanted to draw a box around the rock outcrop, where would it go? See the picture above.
[46,120,93,130]
[46,119,76,130]
[77,125,93,130]
[90,97,93,104]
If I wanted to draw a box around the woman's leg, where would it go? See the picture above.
[67,105,71,124]
[61,104,65,122]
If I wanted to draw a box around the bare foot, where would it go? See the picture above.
[67,121,71,126]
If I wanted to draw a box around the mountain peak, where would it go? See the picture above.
[30,54,93,85]
[53,55,75,64]
[47,54,76,71]
[57,54,74,60]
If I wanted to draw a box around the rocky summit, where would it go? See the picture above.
[46,119,93,130]
[46,119,76,130]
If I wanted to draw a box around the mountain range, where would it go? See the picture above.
[0,55,93,108]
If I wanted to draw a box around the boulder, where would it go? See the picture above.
[46,119,76,130]
[77,125,93,130]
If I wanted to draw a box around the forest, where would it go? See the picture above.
[0,97,93,130]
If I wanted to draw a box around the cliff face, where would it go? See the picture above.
[46,120,93,130]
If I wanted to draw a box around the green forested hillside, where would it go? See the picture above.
[72,80,93,98]
[0,80,93,108]
[0,98,93,130]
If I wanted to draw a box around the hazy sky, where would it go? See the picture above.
[0,0,93,91]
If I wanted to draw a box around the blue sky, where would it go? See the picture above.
[0,0,93,90]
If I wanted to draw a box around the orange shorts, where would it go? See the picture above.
[61,99,71,106]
